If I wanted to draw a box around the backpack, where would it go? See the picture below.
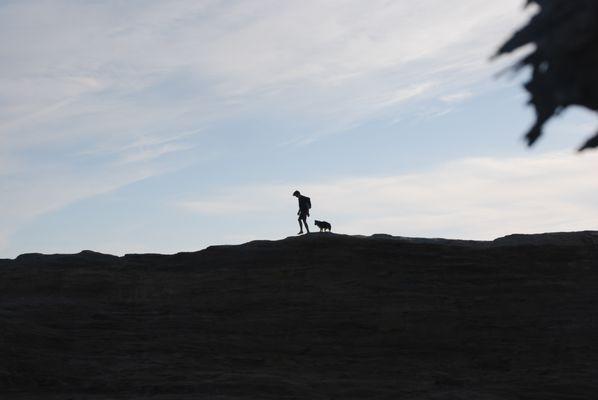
[305,196,311,210]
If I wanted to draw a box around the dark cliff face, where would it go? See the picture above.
[1,232,598,399]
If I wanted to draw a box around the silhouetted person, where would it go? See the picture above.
[293,190,311,234]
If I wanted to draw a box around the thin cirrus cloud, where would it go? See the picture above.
[0,0,541,255]
[440,91,474,104]
[178,201,264,216]
[0,163,158,253]
[0,0,528,149]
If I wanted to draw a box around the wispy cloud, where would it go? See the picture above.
[178,200,263,216]
[440,91,474,104]
[0,0,542,255]
[0,164,155,253]
[0,0,529,152]
[117,142,197,164]
[0,146,197,255]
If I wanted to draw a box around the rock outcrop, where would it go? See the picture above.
[1,232,597,399]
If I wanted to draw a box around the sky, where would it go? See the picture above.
[1,0,597,258]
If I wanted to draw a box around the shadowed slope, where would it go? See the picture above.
[1,232,598,399]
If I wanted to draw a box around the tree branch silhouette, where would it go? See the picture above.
[496,0,598,151]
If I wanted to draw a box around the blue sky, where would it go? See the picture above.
[1,0,597,258]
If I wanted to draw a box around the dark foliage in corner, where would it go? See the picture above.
[496,0,598,151]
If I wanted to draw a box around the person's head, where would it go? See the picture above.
[293,190,300,197]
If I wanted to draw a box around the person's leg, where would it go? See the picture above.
[303,216,310,233]
[297,217,303,234]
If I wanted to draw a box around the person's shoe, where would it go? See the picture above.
[297,231,303,235]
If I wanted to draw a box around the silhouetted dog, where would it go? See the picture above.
[314,220,332,232]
